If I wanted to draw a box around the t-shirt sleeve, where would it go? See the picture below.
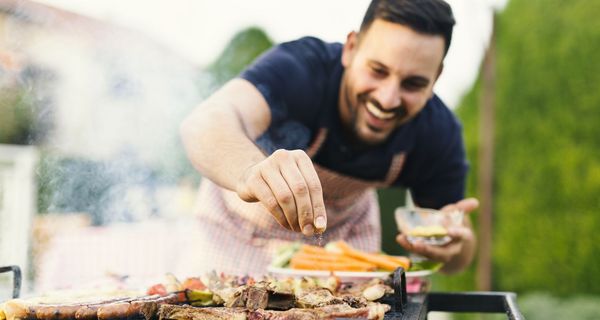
[239,37,329,126]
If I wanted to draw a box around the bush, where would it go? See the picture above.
[519,292,600,320]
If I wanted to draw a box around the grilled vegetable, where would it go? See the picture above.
[184,289,213,307]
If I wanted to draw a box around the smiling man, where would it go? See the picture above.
[180,0,478,276]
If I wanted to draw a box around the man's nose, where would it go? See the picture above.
[374,80,401,109]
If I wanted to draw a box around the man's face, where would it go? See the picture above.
[339,19,446,145]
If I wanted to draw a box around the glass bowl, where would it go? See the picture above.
[394,207,464,246]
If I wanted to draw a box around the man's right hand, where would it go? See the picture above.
[235,149,327,236]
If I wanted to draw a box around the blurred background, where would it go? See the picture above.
[0,0,599,319]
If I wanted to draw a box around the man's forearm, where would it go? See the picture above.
[180,102,266,192]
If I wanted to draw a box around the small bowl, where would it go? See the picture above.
[394,207,464,246]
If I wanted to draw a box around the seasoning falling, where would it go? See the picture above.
[313,230,325,247]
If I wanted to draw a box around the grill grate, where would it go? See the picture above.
[0,265,524,319]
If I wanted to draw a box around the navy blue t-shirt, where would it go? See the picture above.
[240,36,467,209]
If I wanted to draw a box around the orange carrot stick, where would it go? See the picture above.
[385,255,411,270]
[290,256,375,271]
[334,241,407,271]
[299,244,330,255]
[291,253,377,269]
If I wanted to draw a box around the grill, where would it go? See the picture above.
[381,269,524,319]
[1,265,524,319]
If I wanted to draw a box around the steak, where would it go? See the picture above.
[247,303,389,320]
[158,304,246,320]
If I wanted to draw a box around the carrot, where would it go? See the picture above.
[385,255,411,270]
[290,256,376,272]
[291,253,377,269]
[296,249,361,262]
[334,241,408,271]
[299,244,330,255]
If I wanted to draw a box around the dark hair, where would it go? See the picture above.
[360,0,456,55]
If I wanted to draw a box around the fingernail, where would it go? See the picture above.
[303,224,314,236]
[314,216,326,229]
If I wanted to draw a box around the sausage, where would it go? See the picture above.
[76,298,143,320]
[3,294,181,320]
[32,296,145,320]
[96,294,180,320]
[96,303,130,320]
[35,306,80,320]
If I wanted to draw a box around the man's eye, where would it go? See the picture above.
[371,67,387,77]
[403,81,426,91]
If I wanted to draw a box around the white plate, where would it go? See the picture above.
[267,266,433,282]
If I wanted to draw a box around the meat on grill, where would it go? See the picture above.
[158,305,246,320]
[158,302,389,320]
[209,282,295,311]
[294,289,342,309]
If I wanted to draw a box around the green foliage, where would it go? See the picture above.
[454,0,600,295]
[207,27,274,87]
[0,67,54,145]
[435,79,483,292]
[0,88,35,144]
[378,187,406,256]
[519,292,600,320]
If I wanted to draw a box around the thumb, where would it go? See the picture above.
[441,198,479,214]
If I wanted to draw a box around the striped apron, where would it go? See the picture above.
[174,129,406,277]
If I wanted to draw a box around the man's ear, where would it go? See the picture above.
[436,62,444,81]
[430,63,444,99]
[342,31,358,67]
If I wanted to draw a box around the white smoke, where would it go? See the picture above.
[2,2,207,224]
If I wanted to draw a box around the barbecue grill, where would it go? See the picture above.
[1,265,524,319]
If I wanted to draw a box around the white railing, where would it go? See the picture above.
[0,144,38,299]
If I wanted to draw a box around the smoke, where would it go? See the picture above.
[2,2,208,224]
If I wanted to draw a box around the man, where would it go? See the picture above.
[180,0,478,276]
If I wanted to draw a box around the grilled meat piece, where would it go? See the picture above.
[264,293,295,311]
[294,289,342,309]
[248,308,315,320]
[340,295,368,309]
[248,302,389,320]
[158,304,246,320]
[93,294,182,320]
[244,287,268,311]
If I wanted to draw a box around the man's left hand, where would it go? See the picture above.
[396,198,479,274]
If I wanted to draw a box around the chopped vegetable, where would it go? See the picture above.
[147,283,168,296]
[290,256,376,272]
[331,241,410,271]
[273,240,413,273]
[185,289,214,306]
[182,277,206,290]
[271,242,301,267]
